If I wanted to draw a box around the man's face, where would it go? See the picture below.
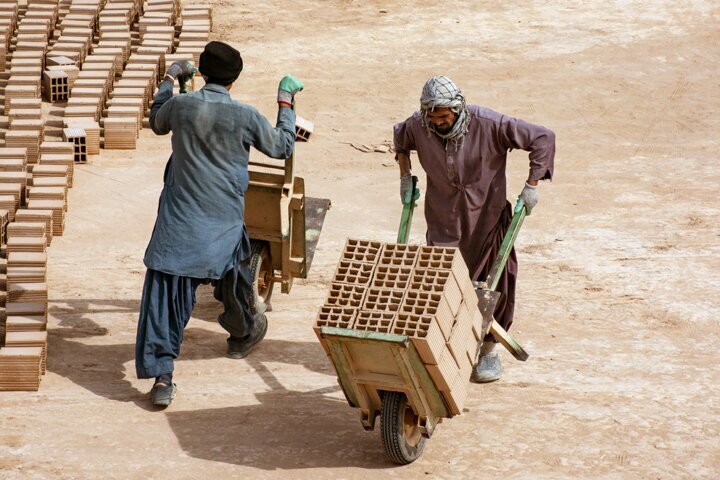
[426,107,457,134]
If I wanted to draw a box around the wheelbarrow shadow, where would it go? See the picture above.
[165,345,390,469]
[165,388,389,469]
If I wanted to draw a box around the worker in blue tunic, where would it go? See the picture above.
[135,41,304,407]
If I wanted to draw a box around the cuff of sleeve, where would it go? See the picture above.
[529,168,553,182]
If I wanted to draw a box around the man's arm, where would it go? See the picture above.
[249,106,296,159]
[149,79,175,135]
[394,116,418,203]
[496,115,555,214]
[393,116,416,175]
[497,115,555,185]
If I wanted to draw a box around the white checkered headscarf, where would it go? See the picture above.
[420,76,470,145]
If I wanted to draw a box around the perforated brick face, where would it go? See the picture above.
[318,239,478,397]
[342,238,383,264]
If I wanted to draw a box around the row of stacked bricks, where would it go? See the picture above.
[0,0,80,390]
[12,0,213,151]
[315,239,484,415]
[0,1,212,390]
[38,0,212,150]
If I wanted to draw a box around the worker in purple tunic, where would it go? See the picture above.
[394,76,555,383]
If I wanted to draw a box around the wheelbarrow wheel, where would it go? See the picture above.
[249,241,274,315]
[380,391,426,465]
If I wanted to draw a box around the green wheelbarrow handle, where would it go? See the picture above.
[396,175,420,244]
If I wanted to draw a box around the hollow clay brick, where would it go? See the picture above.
[411,268,462,316]
[371,265,413,290]
[447,304,473,368]
[332,260,375,286]
[408,279,443,294]
[400,290,440,315]
[470,302,484,341]
[354,310,396,333]
[314,305,357,354]
[315,305,357,330]
[435,295,455,341]
[426,348,460,392]
[393,313,446,365]
[465,333,479,365]
[361,287,405,312]
[443,273,463,316]
[411,267,449,288]
[418,245,470,281]
[326,282,366,308]
[378,243,419,268]
[443,366,470,415]
[391,314,416,334]
[399,290,453,339]
[461,275,478,305]
[342,238,383,264]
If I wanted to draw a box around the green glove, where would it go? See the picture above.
[277,75,304,106]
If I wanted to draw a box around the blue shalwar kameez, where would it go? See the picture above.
[135,81,296,379]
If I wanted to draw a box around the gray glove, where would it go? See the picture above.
[519,182,538,214]
[165,61,195,80]
[400,172,412,204]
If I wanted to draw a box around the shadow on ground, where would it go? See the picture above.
[165,387,390,469]
[47,296,334,411]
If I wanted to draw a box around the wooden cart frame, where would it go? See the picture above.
[244,142,329,313]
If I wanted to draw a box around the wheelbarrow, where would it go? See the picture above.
[319,175,529,465]
[244,105,331,314]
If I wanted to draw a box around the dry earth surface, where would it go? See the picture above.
[1,0,719,478]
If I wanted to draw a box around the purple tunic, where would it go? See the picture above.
[394,105,555,331]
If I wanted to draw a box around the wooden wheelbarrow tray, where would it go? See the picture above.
[244,137,330,312]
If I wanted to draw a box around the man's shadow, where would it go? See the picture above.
[48,288,335,410]
[48,295,234,410]
[49,293,390,467]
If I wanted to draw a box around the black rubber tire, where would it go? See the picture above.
[380,391,426,465]
[249,240,274,316]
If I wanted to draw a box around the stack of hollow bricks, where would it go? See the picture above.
[315,239,484,415]
[0,0,212,391]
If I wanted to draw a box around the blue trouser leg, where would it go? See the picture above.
[213,256,256,339]
[135,269,202,379]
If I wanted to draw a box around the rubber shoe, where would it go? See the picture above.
[151,381,177,407]
[470,353,502,383]
[227,314,268,359]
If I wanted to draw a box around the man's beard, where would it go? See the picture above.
[432,122,453,134]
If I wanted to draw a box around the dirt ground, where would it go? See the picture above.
[1,1,719,478]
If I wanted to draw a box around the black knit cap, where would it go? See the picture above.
[199,41,243,85]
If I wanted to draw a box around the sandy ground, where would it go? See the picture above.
[1,1,719,478]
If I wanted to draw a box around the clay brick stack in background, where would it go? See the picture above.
[0,0,212,391]
[315,239,483,415]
